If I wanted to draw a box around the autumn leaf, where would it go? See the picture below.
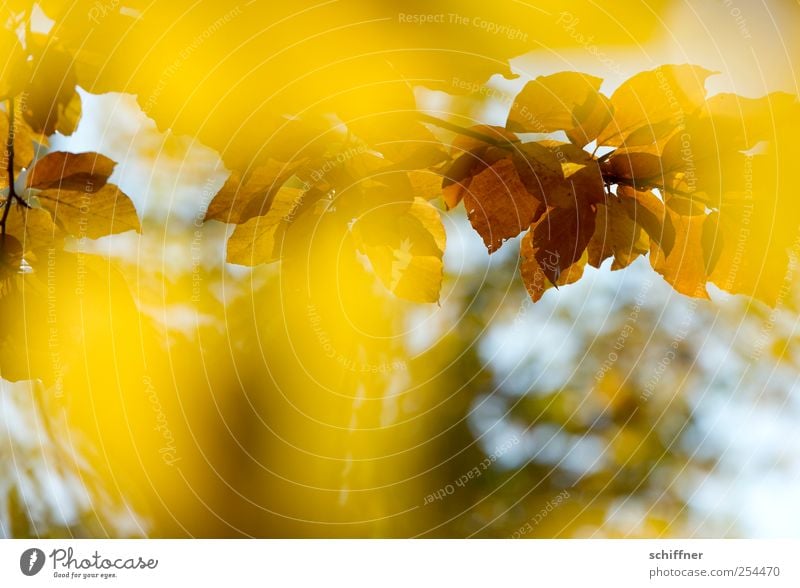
[705,205,786,305]
[441,145,508,210]
[647,197,710,299]
[520,232,588,302]
[617,186,675,256]
[23,35,83,136]
[407,170,443,201]
[604,121,681,186]
[511,142,575,209]
[521,200,596,292]
[205,159,304,224]
[26,151,115,189]
[5,206,63,259]
[597,65,714,147]
[224,182,311,265]
[0,108,39,172]
[568,92,614,147]
[587,195,649,270]
[701,92,797,150]
[463,157,542,253]
[0,28,27,100]
[225,216,286,266]
[26,152,140,238]
[353,197,445,303]
[506,72,612,146]
[37,184,140,239]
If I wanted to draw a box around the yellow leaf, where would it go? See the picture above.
[224,181,315,265]
[647,197,709,299]
[353,197,445,303]
[597,65,714,147]
[407,170,443,201]
[441,145,507,210]
[5,205,62,257]
[617,186,675,256]
[37,184,140,238]
[0,28,26,100]
[507,72,611,146]
[205,159,304,224]
[225,216,286,266]
[0,109,38,172]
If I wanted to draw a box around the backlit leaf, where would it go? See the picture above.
[205,159,304,224]
[507,72,611,146]
[587,195,649,270]
[353,197,445,303]
[37,184,141,239]
[26,151,115,191]
[597,65,714,147]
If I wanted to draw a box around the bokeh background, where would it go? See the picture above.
[1,0,799,537]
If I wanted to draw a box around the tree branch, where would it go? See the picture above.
[1,99,16,236]
[1,98,29,238]
[416,113,520,150]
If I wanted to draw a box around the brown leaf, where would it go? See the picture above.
[26,151,115,191]
[604,122,681,185]
[567,93,613,147]
[224,180,315,265]
[525,202,596,286]
[617,186,675,256]
[441,145,507,210]
[463,157,542,252]
[514,141,606,209]
[587,195,649,270]
[521,233,588,302]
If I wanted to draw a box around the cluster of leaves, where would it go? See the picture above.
[492,65,799,305]
[1,3,797,311]
[204,135,450,303]
[206,64,799,306]
[0,17,139,288]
